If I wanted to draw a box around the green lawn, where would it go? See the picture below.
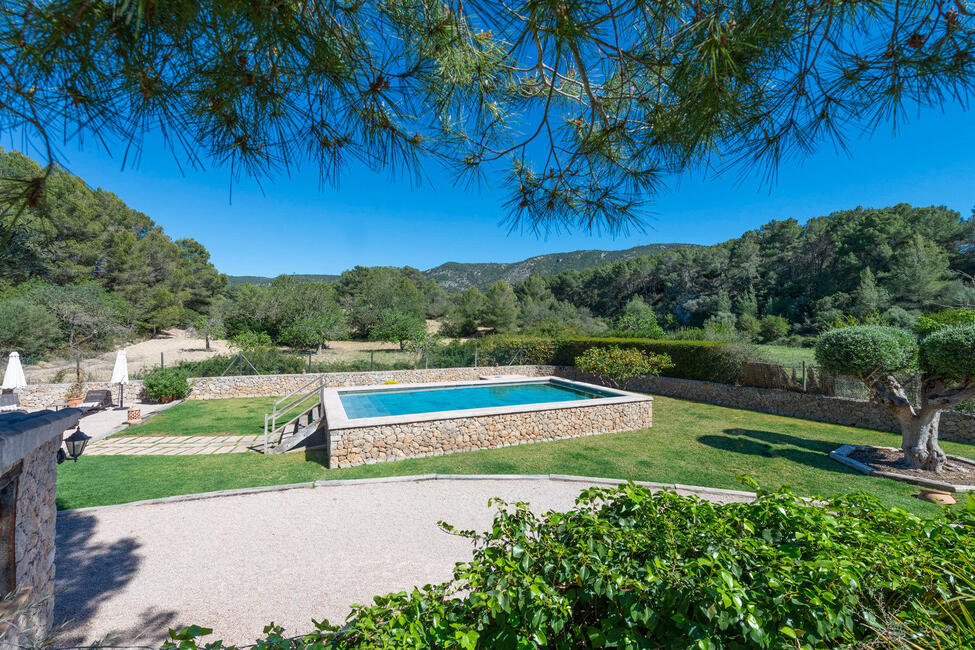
[751,344,817,367]
[59,395,975,515]
[117,395,317,437]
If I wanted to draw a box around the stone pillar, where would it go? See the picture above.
[0,409,80,636]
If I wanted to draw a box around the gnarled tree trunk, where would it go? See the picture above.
[870,375,975,473]
[888,404,945,473]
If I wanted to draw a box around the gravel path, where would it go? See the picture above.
[55,478,749,647]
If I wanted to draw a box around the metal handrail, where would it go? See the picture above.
[264,375,325,452]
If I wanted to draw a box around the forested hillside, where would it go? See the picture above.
[546,204,975,334]
[0,149,226,357]
[229,244,692,290]
[424,243,694,290]
[227,274,340,286]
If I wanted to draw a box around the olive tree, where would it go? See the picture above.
[815,325,975,473]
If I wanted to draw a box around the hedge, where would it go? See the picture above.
[479,335,745,384]
[814,326,918,378]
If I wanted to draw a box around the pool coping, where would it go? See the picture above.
[323,375,652,430]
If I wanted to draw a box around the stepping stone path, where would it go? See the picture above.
[84,435,264,455]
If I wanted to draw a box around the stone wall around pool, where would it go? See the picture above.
[327,396,654,468]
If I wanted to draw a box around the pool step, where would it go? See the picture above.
[264,377,327,454]
[265,403,325,454]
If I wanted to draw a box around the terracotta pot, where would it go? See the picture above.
[918,489,955,505]
[160,396,174,404]
[66,397,83,408]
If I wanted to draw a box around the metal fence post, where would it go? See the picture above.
[424,348,428,370]
[264,414,269,453]
[370,350,374,371]
[160,351,164,368]
[801,361,807,392]
[474,344,478,368]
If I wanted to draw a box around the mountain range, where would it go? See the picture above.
[228,243,694,290]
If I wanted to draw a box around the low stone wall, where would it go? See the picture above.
[186,366,557,400]
[16,381,145,412]
[0,409,81,632]
[555,369,975,445]
[329,398,652,468]
[16,368,551,410]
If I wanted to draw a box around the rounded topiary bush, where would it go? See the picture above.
[814,325,917,377]
[920,325,975,382]
[142,366,191,401]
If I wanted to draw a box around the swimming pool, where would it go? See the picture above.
[339,380,617,419]
[322,376,654,468]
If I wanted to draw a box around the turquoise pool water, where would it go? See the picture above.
[339,380,616,419]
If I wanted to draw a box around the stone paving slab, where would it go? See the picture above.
[84,434,263,455]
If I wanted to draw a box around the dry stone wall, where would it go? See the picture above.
[555,369,975,445]
[16,381,144,412]
[186,366,558,400]
[0,409,80,631]
[14,436,59,623]
[16,368,552,410]
[329,399,653,468]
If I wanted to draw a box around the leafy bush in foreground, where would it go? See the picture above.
[163,486,975,650]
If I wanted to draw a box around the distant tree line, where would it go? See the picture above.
[545,204,975,343]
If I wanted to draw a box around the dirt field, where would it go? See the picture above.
[24,321,445,383]
[24,329,234,383]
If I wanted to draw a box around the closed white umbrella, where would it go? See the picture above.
[2,352,27,390]
[110,349,129,407]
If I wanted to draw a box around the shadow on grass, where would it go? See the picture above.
[55,512,178,646]
[303,446,329,467]
[696,428,857,475]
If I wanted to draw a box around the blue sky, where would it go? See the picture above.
[8,103,973,277]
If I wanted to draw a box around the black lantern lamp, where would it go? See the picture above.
[59,425,91,463]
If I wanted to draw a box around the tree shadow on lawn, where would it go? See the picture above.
[696,428,857,475]
[54,512,178,646]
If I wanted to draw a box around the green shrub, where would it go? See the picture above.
[555,337,745,384]
[758,314,790,342]
[612,313,665,339]
[815,325,918,377]
[478,335,558,366]
[915,309,975,337]
[231,329,274,351]
[165,486,975,649]
[574,346,672,387]
[0,298,61,357]
[142,367,190,401]
[174,349,307,377]
[920,325,975,381]
[477,335,743,383]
